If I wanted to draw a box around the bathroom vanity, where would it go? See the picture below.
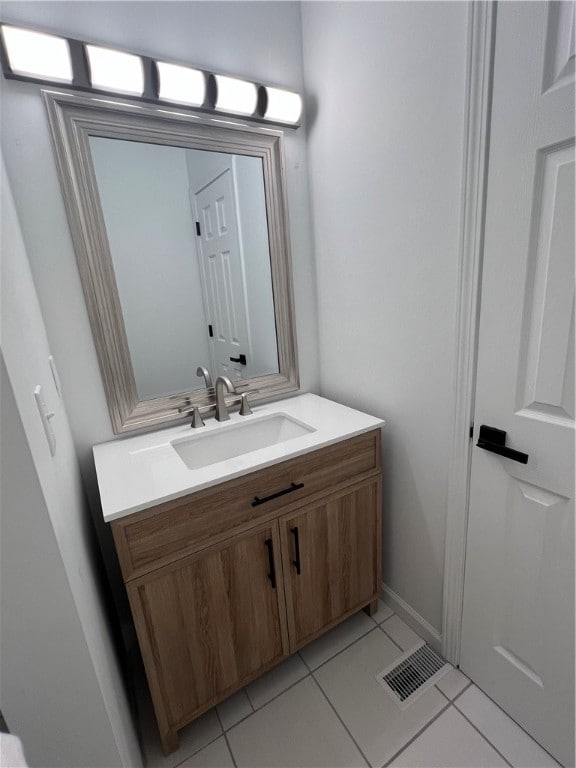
[95,394,384,754]
[47,88,385,756]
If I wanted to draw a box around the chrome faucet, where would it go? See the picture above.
[214,375,236,421]
[197,365,213,389]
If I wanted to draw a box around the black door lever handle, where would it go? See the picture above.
[476,425,529,464]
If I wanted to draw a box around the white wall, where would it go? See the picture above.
[90,138,210,399]
[302,1,468,633]
[185,147,230,188]
[0,0,318,488]
[0,158,141,766]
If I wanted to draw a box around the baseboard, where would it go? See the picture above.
[381,583,443,654]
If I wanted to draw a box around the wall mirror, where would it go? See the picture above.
[43,90,299,433]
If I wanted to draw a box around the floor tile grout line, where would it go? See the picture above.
[170,729,224,768]
[377,623,405,653]
[381,699,452,767]
[453,685,561,767]
[309,674,371,768]
[232,688,255,716]
[298,650,312,673]
[203,706,238,768]
[221,708,254,733]
[243,686,256,711]
[435,675,472,703]
[369,605,394,627]
[450,703,514,768]
[214,707,224,732]
[222,729,238,768]
[435,685,451,703]
[238,670,312,717]
[305,623,381,675]
[451,680,474,704]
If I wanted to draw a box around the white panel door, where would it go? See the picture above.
[461,3,574,766]
[194,166,252,381]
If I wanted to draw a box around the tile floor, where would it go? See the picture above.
[139,602,560,768]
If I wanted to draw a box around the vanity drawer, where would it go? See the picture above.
[112,429,381,581]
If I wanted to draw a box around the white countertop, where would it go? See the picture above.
[94,393,385,522]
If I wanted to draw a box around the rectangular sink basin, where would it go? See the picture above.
[171,413,316,470]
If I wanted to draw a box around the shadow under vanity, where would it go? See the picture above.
[44,89,385,755]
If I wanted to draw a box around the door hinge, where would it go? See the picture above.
[208,324,213,338]
[195,221,201,236]
[469,423,474,439]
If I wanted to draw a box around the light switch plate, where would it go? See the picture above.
[34,385,56,456]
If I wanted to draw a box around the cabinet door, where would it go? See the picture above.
[280,477,381,650]
[127,522,288,737]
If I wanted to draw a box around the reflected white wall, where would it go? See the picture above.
[90,138,210,399]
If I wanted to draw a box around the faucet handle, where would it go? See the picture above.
[190,406,205,428]
[239,390,260,416]
[239,393,252,416]
[178,402,209,428]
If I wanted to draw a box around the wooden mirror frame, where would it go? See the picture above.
[43,89,299,433]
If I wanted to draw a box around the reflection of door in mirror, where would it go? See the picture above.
[89,138,279,401]
[191,158,251,383]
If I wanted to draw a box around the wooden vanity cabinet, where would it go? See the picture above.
[111,429,381,755]
[280,477,381,650]
[125,522,288,753]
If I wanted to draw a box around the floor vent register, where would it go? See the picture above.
[375,641,451,709]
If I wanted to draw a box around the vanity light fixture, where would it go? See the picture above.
[0,25,72,82]
[264,87,302,125]
[214,74,258,116]
[86,44,144,96]
[156,61,205,106]
[0,22,302,127]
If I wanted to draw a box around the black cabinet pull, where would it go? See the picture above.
[291,526,301,575]
[264,538,276,589]
[477,425,529,464]
[252,482,304,507]
[230,354,247,366]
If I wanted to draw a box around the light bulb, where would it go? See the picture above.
[86,44,144,95]
[157,61,205,106]
[265,87,302,124]
[215,74,257,116]
[1,25,72,82]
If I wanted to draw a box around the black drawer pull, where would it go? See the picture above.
[252,482,304,507]
[477,425,529,465]
[291,526,301,575]
[264,538,276,589]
